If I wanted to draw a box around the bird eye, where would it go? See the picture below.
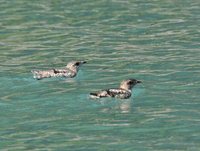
[75,62,80,66]
[128,81,133,84]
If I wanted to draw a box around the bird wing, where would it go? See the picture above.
[106,88,127,97]
[107,88,132,99]
[53,69,76,78]
[107,88,127,94]
[53,69,67,73]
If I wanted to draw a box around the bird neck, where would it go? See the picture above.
[66,67,78,73]
[119,86,132,92]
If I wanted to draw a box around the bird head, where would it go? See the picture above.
[119,79,142,90]
[66,61,87,72]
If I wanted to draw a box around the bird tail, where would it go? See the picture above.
[89,92,100,99]
[31,70,42,80]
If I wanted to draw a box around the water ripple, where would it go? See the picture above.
[1,0,200,150]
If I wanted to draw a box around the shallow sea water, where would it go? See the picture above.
[0,0,200,150]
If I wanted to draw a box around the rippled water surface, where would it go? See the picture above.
[1,0,200,150]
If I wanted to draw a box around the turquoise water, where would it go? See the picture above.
[1,0,200,150]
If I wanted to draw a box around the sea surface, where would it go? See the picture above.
[0,0,200,150]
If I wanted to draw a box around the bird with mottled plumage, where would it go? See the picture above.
[90,79,142,99]
[31,61,86,80]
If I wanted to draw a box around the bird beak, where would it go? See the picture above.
[81,61,87,64]
[136,80,142,83]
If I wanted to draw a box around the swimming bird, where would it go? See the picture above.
[31,61,86,80]
[90,79,141,99]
